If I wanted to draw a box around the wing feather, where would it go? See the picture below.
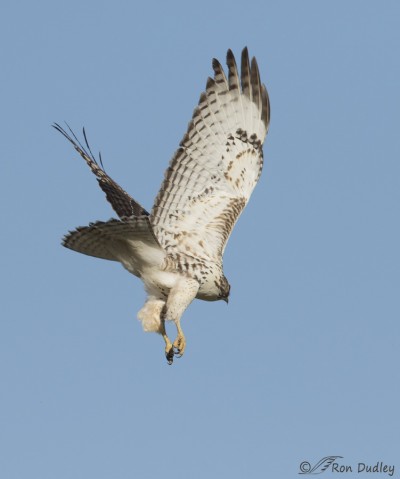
[150,48,270,261]
[53,123,149,218]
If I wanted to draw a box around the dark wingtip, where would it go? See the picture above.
[240,47,251,97]
[82,126,100,165]
[206,76,215,90]
[261,83,271,128]
[212,56,225,74]
[52,122,67,136]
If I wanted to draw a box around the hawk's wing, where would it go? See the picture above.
[53,123,149,218]
[150,48,270,262]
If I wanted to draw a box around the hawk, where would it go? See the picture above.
[55,48,270,364]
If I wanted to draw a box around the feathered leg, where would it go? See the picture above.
[138,297,174,363]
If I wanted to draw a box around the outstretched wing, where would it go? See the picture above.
[53,123,149,218]
[150,48,270,262]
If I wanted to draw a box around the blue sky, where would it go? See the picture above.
[1,1,399,478]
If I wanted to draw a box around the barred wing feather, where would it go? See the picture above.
[150,48,270,261]
[53,123,149,218]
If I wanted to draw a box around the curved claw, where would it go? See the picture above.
[165,347,174,365]
[173,348,183,359]
[172,332,186,359]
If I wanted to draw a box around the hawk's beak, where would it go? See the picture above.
[223,297,229,304]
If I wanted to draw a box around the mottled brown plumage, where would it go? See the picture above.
[55,48,270,364]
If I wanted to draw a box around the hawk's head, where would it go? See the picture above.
[219,276,231,304]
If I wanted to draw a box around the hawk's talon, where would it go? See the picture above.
[165,346,174,365]
[173,348,183,358]
[172,333,186,358]
[162,327,174,365]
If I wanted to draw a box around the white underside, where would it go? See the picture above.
[109,237,220,334]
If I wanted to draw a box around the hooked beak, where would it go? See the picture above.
[223,297,229,304]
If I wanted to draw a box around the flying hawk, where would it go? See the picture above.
[55,48,270,364]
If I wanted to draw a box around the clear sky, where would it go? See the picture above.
[1,1,399,478]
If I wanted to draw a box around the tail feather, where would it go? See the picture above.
[63,216,161,261]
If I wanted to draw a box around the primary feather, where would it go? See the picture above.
[150,47,269,261]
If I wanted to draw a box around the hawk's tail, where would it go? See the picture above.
[63,216,161,261]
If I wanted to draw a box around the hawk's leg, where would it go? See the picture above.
[137,297,174,362]
[164,277,199,362]
[173,320,186,358]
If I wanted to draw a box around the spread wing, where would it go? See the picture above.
[150,48,270,262]
[53,123,149,218]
